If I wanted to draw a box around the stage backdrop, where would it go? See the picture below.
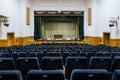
[34,16,84,40]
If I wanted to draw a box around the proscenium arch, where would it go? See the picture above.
[34,11,84,40]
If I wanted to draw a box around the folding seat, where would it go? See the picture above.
[111,69,120,80]
[96,52,111,57]
[46,52,61,57]
[0,58,16,70]
[111,56,120,73]
[29,51,44,65]
[41,57,63,70]
[70,69,109,80]
[16,57,40,80]
[65,57,88,80]
[12,52,27,60]
[26,70,65,80]
[111,52,120,59]
[0,70,23,80]
[0,50,10,58]
[89,57,111,71]
[62,52,78,65]
[80,52,95,62]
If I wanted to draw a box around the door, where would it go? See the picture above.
[7,32,15,46]
[103,32,110,46]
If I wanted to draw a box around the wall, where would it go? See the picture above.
[0,0,34,46]
[85,0,120,46]
[0,0,20,39]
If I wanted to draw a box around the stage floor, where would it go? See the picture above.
[33,40,84,44]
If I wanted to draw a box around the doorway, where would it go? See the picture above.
[7,32,15,46]
[103,32,110,46]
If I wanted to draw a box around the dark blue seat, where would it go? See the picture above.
[41,57,63,70]
[0,51,10,58]
[89,57,111,71]
[26,70,65,80]
[29,51,44,66]
[0,70,23,80]
[62,52,78,65]
[111,56,120,73]
[12,52,27,60]
[96,52,111,57]
[16,57,40,80]
[70,69,109,80]
[65,57,88,80]
[46,52,61,57]
[112,69,120,80]
[80,52,95,62]
[0,58,16,70]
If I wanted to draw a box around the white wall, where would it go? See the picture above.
[98,0,120,39]
[0,0,20,39]
[0,0,33,39]
[86,0,120,39]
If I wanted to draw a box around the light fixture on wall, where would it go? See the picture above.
[109,16,119,27]
[0,15,9,27]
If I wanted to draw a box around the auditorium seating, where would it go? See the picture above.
[12,52,27,60]
[41,57,63,70]
[0,44,120,80]
[65,56,88,80]
[112,69,120,80]
[89,57,111,71]
[0,70,23,80]
[111,56,120,73]
[16,57,40,80]
[70,69,109,80]
[26,70,65,80]
[0,58,16,70]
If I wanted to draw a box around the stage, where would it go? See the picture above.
[26,39,91,45]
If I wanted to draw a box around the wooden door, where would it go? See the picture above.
[7,32,15,46]
[103,32,110,46]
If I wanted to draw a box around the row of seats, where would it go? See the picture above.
[0,69,120,80]
[1,56,120,79]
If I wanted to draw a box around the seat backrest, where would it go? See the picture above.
[89,57,111,71]
[41,57,63,70]
[65,57,88,79]
[16,57,40,80]
[0,58,16,70]
[70,69,109,80]
[111,56,120,72]
[0,70,23,80]
[26,70,65,80]
[112,69,120,80]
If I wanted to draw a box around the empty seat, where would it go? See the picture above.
[16,57,40,80]
[111,52,120,59]
[80,52,95,61]
[70,69,109,80]
[65,57,88,80]
[0,51,10,58]
[26,70,65,80]
[0,70,23,80]
[41,57,63,70]
[96,52,111,57]
[12,52,27,60]
[46,52,61,57]
[62,52,78,65]
[29,51,44,66]
[0,58,16,70]
[112,69,120,80]
[89,57,111,71]
[111,56,120,72]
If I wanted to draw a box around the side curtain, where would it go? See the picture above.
[34,16,41,40]
[79,16,84,40]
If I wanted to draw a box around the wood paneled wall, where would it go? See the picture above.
[0,36,120,47]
